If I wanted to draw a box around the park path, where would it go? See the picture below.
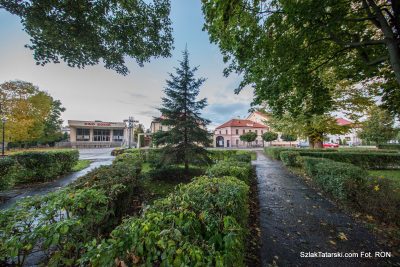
[253,151,399,267]
[0,148,114,210]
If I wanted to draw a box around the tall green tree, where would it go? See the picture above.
[40,100,66,145]
[262,132,278,146]
[0,0,173,75]
[153,49,211,174]
[359,106,397,144]
[201,0,400,116]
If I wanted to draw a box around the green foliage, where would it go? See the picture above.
[377,144,400,150]
[239,132,257,145]
[302,157,368,201]
[0,188,110,266]
[153,49,211,172]
[71,159,91,172]
[264,147,298,160]
[145,166,206,182]
[297,151,400,170]
[7,150,79,184]
[207,160,252,184]
[359,106,398,145]
[280,151,300,167]
[1,0,173,75]
[81,176,249,267]
[0,154,142,266]
[262,132,278,143]
[0,157,17,190]
[280,133,297,142]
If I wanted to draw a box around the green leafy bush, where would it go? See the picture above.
[209,150,239,162]
[207,160,252,184]
[280,151,300,166]
[302,157,367,200]
[298,151,400,169]
[264,147,296,159]
[377,144,400,150]
[10,150,79,183]
[0,188,110,266]
[0,157,17,190]
[81,176,249,267]
[145,166,206,181]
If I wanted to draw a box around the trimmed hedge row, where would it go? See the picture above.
[297,151,400,169]
[0,155,142,266]
[81,176,249,267]
[301,157,400,225]
[209,150,254,163]
[302,157,367,200]
[207,160,252,184]
[0,150,79,189]
[264,147,337,160]
[377,144,400,150]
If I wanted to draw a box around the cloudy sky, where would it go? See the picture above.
[0,1,254,129]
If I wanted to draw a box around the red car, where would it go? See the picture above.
[323,142,339,148]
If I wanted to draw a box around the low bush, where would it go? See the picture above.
[145,166,206,181]
[81,176,249,267]
[209,150,239,162]
[10,150,79,183]
[355,176,400,226]
[298,151,400,169]
[302,157,368,200]
[0,155,142,266]
[0,157,17,190]
[280,151,300,167]
[377,144,400,150]
[207,160,252,184]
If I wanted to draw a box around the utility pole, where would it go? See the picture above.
[124,116,139,148]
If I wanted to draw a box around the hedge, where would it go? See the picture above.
[301,157,368,200]
[280,151,300,167]
[297,151,400,169]
[81,176,249,267]
[0,155,142,266]
[377,144,400,150]
[0,150,79,189]
[207,160,252,184]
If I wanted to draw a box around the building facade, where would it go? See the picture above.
[68,120,132,148]
[326,118,361,145]
[213,119,268,148]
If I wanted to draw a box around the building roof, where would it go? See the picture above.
[336,118,352,126]
[216,119,267,129]
[250,111,270,119]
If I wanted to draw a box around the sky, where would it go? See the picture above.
[0,0,254,130]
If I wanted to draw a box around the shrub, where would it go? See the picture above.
[0,188,110,267]
[10,150,79,183]
[81,176,249,267]
[264,147,297,160]
[207,160,252,184]
[302,157,367,200]
[0,157,17,190]
[280,151,300,167]
[377,144,400,150]
[145,166,206,181]
[209,150,238,162]
[298,151,400,169]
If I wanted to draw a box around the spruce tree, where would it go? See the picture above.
[153,48,211,174]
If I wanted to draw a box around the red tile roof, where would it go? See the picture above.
[216,119,267,129]
[336,118,352,126]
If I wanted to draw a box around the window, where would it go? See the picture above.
[113,129,124,141]
[236,139,239,146]
[226,130,228,134]
[255,130,258,134]
[249,129,251,132]
[255,140,258,144]
[219,131,221,134]
[76,128,90,141]
[261,130,264,134]
[93,129,110,142]
[243,129,245,134]
[236,129,239,135]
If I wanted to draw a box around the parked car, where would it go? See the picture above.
[297,141,310,148]
[323,142,339,148]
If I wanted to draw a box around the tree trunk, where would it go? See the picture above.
[367,0,400,86]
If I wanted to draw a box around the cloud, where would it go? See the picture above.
[203,102,251,129]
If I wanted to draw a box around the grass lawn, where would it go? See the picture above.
[368,170,400,189]
[72,159,91,172]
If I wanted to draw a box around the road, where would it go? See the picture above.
[0,148,114,210]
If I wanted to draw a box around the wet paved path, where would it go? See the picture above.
[0,148,114,210]
[253,151,399,267]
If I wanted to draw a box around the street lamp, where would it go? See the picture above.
[2,117,6,157]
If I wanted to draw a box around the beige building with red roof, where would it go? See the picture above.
[213,118,268,148]
[326,117,361,145]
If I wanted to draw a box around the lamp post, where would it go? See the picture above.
[2,117,6,157]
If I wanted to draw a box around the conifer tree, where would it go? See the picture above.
[153,48,211,174]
